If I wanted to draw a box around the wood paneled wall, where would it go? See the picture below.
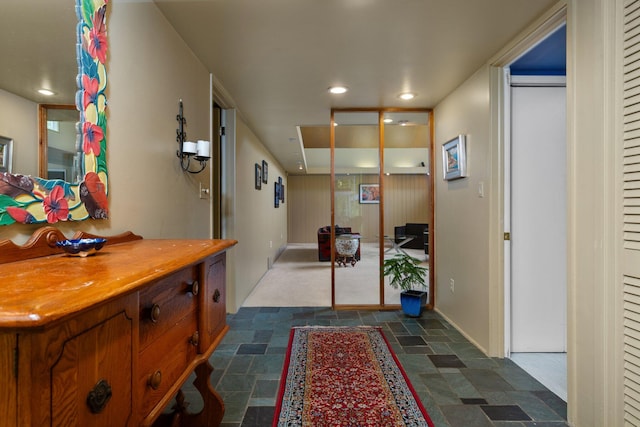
[287,175,331,243]
[287,174,430,243]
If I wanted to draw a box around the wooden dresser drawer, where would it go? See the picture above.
[139,266,199,351]
[138,312,199,416]
[200,253,227,351]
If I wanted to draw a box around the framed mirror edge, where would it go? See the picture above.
[0,0,109,226]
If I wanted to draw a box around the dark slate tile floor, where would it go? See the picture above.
[181,307,568,427]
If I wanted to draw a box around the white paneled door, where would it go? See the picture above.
[510,83,567,352]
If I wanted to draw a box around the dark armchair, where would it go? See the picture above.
[317,226,361,261]
[394,223,429,254]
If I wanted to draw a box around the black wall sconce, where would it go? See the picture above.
[176,99,211,174]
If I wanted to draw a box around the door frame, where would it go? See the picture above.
[486,3,566,357]
[501,48,567,357]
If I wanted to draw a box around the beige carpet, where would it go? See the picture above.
[242,242,428,307]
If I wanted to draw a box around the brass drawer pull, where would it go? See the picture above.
[149,304,161,323]
[86,379,112,414]
[213,289,221,303]
[190,331,200,346]
[148,370,162,390]
[188,280,199,296]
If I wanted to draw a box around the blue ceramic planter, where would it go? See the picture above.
[400,290,428,317]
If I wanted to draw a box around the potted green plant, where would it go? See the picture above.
[383,253,428,317]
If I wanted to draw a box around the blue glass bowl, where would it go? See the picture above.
[56,238,107,257]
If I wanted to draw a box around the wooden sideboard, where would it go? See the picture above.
[0,227,237,426]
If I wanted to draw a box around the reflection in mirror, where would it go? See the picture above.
[331,109,433,309]
[0,0,109,226]
[332,111,381,306]
[382,111,431,305]
[0,136,13,173]
[39,104,80,183]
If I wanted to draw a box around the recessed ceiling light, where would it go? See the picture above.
[38,89,55,96]
[383,118,393,123]
[398,92,416,100]
[328,86,348,94]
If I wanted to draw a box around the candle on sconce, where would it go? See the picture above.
[182,141,197,155]
[196,140,211,158]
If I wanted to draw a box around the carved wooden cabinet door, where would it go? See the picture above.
[50,311,133,426]
[27,297,136,426]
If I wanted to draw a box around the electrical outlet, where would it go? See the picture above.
[269,240,273,248]
[450,278,455,293]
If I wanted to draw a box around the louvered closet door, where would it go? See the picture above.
[623,1,640,424]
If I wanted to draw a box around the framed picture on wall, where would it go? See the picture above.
[274,182,280,208]
[359,184,380,204]
[0,136,13,173]
[278,177,284,202]
[262,160,268,183]
[255,163,262,190]
[442,134,467,180]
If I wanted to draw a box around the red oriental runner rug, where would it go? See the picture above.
[273,326,435,426]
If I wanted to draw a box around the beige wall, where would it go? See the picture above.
[0,0,213,244]
[231,118,287,312]
[288,174,429,244]
[434,66,493,353]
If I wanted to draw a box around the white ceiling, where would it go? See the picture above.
[152,0,557,173]
[0,0,558,174]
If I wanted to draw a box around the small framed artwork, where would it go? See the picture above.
[359,184,380,204]
[255,163,262,190]
[442,135,467,181]
[274,182,280,208]
[0,136,13,173]
[278,177,284,202]
[262,160,268,183]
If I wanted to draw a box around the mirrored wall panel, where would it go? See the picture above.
[331,109,433,310]
[382,111,431,305]
[332,111,381,306]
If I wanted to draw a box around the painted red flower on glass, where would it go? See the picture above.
[88,6,108,64]
[83,122,103,156]
[43,186,69,223]
[6,207,36,224]
[82,75,100,109]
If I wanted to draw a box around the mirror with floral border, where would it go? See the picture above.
[0,0,109,225]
